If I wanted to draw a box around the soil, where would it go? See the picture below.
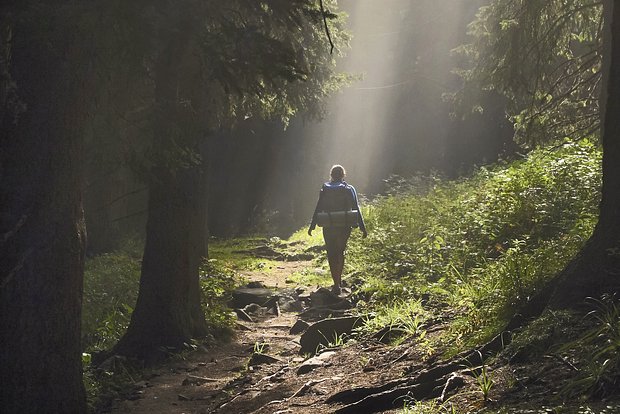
[107,254,620,414]
[108,257,423,414]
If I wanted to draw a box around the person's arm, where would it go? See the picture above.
[308,186,325,235]
[350,185,367,237]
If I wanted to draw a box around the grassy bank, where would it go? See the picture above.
[346,140,602,349]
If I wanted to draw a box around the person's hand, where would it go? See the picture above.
[362,230,368,239]
[308,228,313,236]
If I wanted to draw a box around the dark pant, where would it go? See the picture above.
[323,227,352,288]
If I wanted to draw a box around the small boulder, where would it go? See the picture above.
[234,308,253,322]
[290,319,310,335]
[309,287,342,308]
[296,351,337,375]
[231,287,275,308]
[278,295,304,313]
[299,316,363,354]
[249,353,281,366]
[243,303,269,316]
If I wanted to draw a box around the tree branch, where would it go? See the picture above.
[319,0,335,54]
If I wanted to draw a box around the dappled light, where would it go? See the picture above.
[3,1,620,413]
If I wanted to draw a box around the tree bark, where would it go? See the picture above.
[112,166,209,360]
[112,22,210,360]
[0,19,87,413]
[549,0,620,307]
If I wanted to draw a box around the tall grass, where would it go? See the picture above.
[347,140,601,347]
[82,239,240,353]
[82,240,143,352]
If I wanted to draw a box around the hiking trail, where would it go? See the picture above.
[108,252,422,414]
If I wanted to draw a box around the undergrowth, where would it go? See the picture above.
[82,239,241,411]
[345,140,601,349]
[82,239,143,352]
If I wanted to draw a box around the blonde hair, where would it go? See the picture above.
[330,164,346,181]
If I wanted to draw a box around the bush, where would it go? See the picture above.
[199,259,238,336]
[347,140,601,346]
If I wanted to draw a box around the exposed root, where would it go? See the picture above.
[326,331,512,413]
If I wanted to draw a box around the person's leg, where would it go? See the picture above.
[326,249,339,284]
[323,228,341,292]
[334,228,351,289]
[325,228,351,293]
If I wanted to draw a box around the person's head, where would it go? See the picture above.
[330,164,346,182]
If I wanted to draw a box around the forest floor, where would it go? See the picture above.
[107,246,620,414]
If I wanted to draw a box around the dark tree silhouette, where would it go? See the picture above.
[113,24,210,357]
[549,0,620,307]
[0,12,90,412]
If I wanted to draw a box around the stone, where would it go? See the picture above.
[248,353,281,366]
[309,287,343,308]
[296,351,337,375]
[299,316,364,355]
[290,319,310,335]
[243,303,269,316]
[231,287,276,308]
[278,296,304,313]
[298,307,351,320]
[234,308,253,323]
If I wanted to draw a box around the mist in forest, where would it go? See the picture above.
[208,0,514,236]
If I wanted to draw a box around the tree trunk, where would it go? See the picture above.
[112,165,209,360]
[112,23,210,359]
[549,0,620,307]
[0,20,87,413]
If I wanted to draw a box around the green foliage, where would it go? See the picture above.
[118,0,352,175]
[453,0,603,146]
[196,0,352,126]
[503,309,578,362]
[348,140,601,348]
[209,237,281,272]
[253,341,269,355]
[83,355,144,413]
[83,239,239,352]
[286,268,331,287]
[359,300,428,346]
[199,259,238,335]
[82,241,142,352]
[401,398,458,414]
[558,296,620,400]
[469,358,494,402]
[316,330,350,352]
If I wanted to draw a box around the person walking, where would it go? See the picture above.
[308,165,367,295]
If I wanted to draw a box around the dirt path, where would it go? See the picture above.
[106,250,620,414]
[108,257,415,414]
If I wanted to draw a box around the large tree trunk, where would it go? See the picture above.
[0,18,87,413]
[112,23,210,359]
[112,166,209,360]
[548,0,620,307]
